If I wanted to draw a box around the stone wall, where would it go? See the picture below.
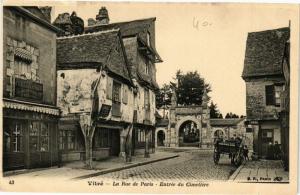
[3,8,57,105]
[246,77,284,120]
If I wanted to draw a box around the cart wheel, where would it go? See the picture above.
[213,150,220,165]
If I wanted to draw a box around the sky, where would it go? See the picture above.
[52,3,296,116]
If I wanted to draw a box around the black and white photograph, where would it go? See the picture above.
[1,1,299,194]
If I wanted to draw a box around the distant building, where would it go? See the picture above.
[3,6,61,171]
[242,27,290,160]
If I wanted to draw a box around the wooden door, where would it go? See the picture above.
[260,129,274,157]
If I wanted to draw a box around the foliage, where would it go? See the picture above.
[209,101,223,118]
[225,112,239,118]
[156,84,173,109]
[175,70,211,106]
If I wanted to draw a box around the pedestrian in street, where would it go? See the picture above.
[243,145,249,161]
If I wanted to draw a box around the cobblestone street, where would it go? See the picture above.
[87,150,237,181]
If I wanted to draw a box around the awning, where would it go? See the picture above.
[14,48,32,63]
[3,98,60,116]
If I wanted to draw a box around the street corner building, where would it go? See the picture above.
[54,7,163,163]
[242,27,290,170]
[2,6,61,171]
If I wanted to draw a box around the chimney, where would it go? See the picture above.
[96,7,109,25]
[88,18,96,26]
[39,6,52,22]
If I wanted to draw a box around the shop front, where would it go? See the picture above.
[3,99,59,171]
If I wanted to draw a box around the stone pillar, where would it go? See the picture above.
[144,129,150,158]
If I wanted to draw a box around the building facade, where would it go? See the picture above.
[54,7,162,162]
[242,27,290,159]
[85,7,163,157]
[3,6,61,171]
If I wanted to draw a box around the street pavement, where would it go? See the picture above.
[230,159,289,183]
[86,150,237,181]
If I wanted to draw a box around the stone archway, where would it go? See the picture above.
[212,129,226,142]
[175,116,201,147]
[155,128,167,147]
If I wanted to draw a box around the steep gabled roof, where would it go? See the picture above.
[85,17,156,36]
[56,29,131,83]
[242,27,290,79]
[210,118,244,126]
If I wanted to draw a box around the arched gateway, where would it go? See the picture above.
[175,116,202,147]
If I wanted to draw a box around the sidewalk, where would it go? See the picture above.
[9,151,179,180]
[229,160,289,183]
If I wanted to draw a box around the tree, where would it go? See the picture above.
[156,84,173,109]
[175,70,211,106]
[209,102,223,118]
[225,112,240,118]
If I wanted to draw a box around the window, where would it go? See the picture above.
[59,129,75,151]
[67,130,75,150]
[40,123,49,151]
[122,85,128,104]
[112,81,121,116]
[112,81,121,103]
[265,84,283,106]
[275,85,283,106]
[12,123,22,152]
[144,89,150,110]
[29,122,39,152]
[265,85,275,105]
[94,129,110,148]
[14,59,31,79]
[137,129,146,143]
[3,121,23,152]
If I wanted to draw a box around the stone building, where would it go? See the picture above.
[54,7,162,163]
[242,27,290,159]
[85,7,163,157]
[3,6,61,171]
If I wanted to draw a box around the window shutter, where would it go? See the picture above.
[122,85,128,104]
[265,85,275,105]
[106,78,113,100]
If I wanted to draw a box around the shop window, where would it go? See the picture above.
[29,122,39,152]
[67,131,75,150]
[59,129,75,151]
[40,123,49,151]
[94,129,110,148]
[59,131,64,150]
[12,123,22,152]
[3,122,23,152]
[137,129,145,143]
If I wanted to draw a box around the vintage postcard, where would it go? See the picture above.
[0,1,299,194]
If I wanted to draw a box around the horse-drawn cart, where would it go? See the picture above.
[213,138,244,167]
